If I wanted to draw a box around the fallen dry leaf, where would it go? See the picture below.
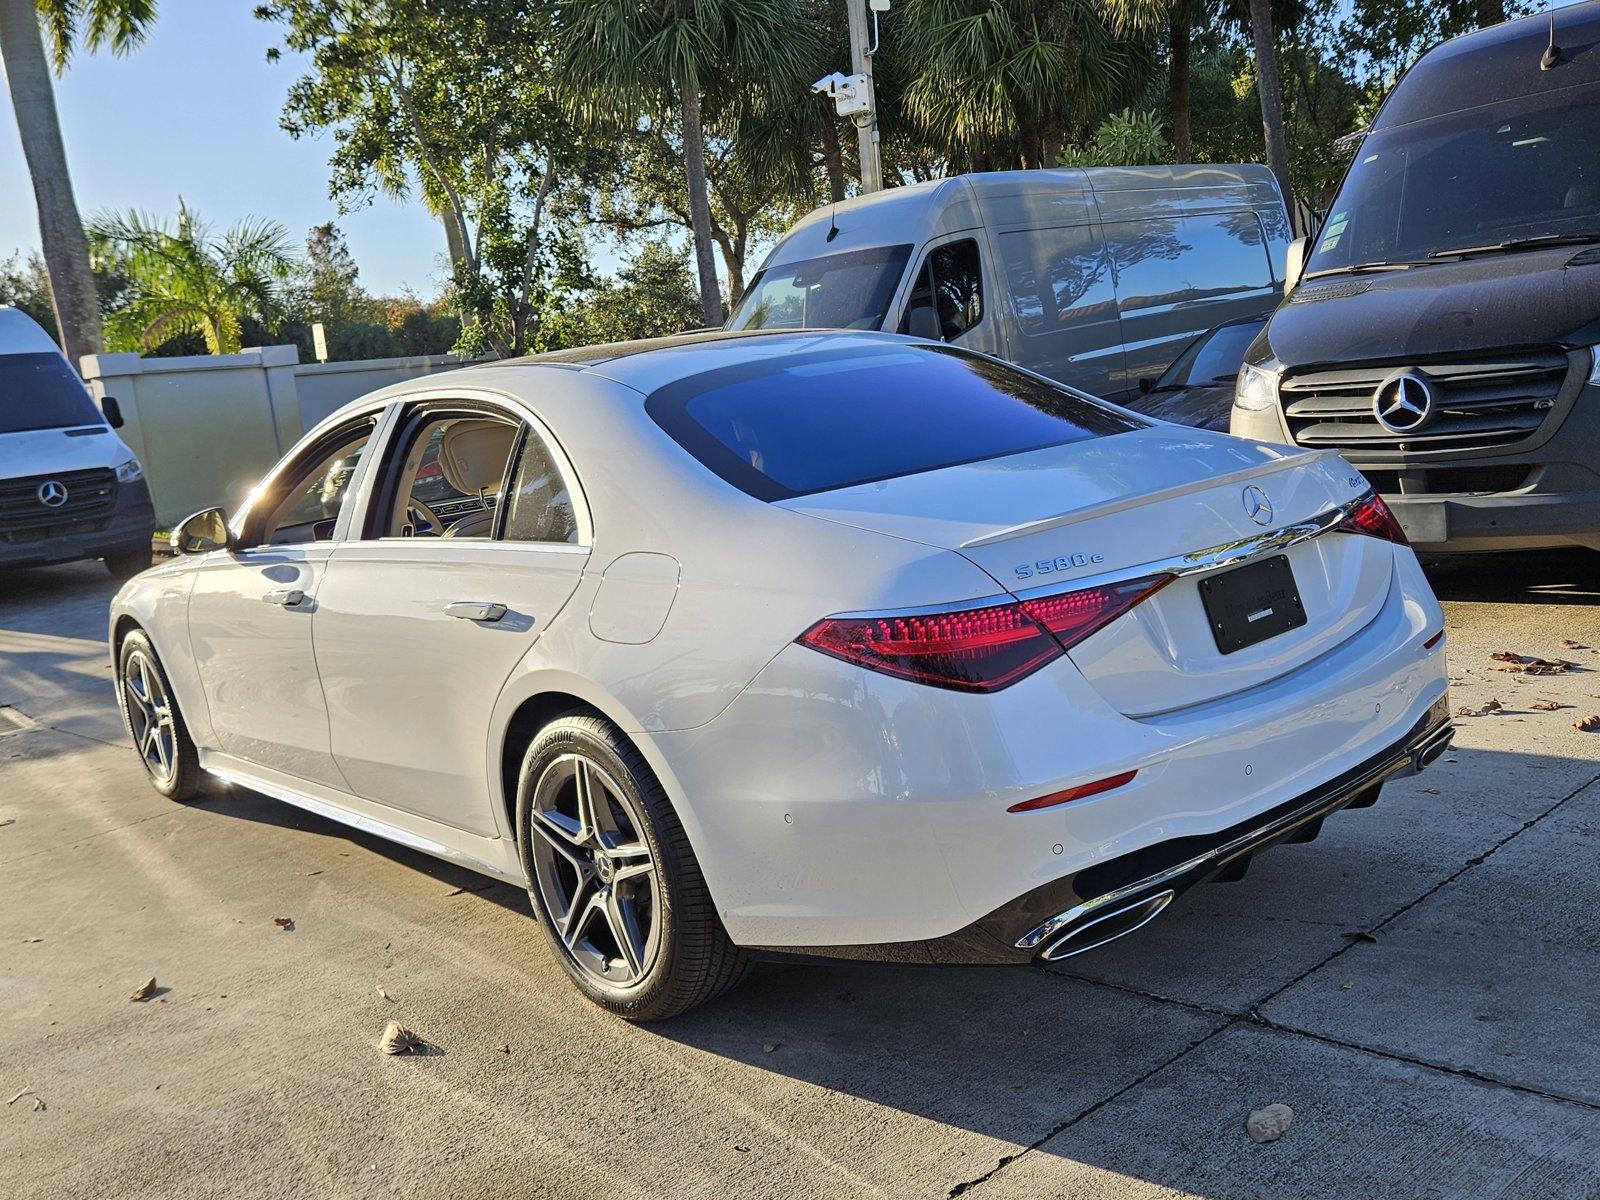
[375,1020,421,1055]
[1575,715,1600,733]
[272,916,294,930]
[1530,700,1567,712]
[1483,698,1504,712]
[0,817,14,828]
[21,937,42,944]
[1455,706,1478,717]
[498,1043,511,1054]
[376,985,392,1002]
[7,1089,34,1106]
[129,978,157,1002]
[1562,640,1588,650]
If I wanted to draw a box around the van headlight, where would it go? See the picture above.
[1234,361,1282,412]
[114,457,144,483]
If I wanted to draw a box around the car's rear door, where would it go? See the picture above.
[312,394,589,837]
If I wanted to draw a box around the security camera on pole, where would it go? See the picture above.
[811,0,888,194]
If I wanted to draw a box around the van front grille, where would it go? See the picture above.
[1280,350,1571,453]
[0,467,117,536]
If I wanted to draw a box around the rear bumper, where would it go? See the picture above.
[0,477,155,569]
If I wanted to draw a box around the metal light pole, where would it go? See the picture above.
[845,0,884,193]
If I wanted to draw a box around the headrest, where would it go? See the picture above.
[438,421,516,495]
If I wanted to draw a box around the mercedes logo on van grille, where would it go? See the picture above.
[37,480,69,509]
[1242,485,1274,526]
[1374,370,1434,434]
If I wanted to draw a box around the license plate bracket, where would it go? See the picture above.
[1199,554,1307,655]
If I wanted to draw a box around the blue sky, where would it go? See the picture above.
[0,0,445,297]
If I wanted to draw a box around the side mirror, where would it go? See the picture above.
[905,305,942,341]
[1138,377,1155,395]
[101,395,125,429]
[172,506,232,555]
[1284,235,1310,292]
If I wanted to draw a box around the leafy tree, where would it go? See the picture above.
[555,0,819,327]
[0,251,57,332]
[258,0,582,357]
[89,201,297,355]
[0,0,155,367]
[1059,108,1168,167]
[558,239,701,347]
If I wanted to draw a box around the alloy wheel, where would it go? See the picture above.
[526,754,661,987]
[123,650,176,783]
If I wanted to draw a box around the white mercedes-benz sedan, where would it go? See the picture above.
[110,331,1452,1020]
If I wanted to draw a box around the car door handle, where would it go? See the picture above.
[444,600,508,623]
[263,588,305,607]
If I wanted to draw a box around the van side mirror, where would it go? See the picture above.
[905,305,942,341]
[1138,377,1155,395]
[101,395,125,429]
[1284,236,1310,291]
[172,506,233,555]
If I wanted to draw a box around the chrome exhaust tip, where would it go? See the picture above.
[1037,890,1175,962]
[1411,726,1454,773]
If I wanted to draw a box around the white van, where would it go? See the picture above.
[0,306,154,577]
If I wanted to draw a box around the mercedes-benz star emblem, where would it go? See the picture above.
[1374,369,1434,434]
[1243,484,1274,526]
[36,480,68,509]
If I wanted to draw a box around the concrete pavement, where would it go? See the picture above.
[3,553,1598,1199]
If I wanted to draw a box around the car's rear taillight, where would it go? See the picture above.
[796,573,1171,693]
[1336,492,1408,545]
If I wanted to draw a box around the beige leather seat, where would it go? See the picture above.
[437,420,516,538]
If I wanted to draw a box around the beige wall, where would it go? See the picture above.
[80,346,473,526]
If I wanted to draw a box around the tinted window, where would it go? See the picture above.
[0,352,104,434]
[999,225,1116,336]
[501,430,578,543]
[646,344,1145,501]
[727,245,912,332]
[1157,319,1266,389]
[1107,213,1272,314]
[262,422,378,545]
[898,239,984,340]
[1307,90,1600,273]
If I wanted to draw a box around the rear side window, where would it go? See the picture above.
[0,352,104,434]
[898,239,984,340]
[999,226,1117,337]
[646,344,1145,501]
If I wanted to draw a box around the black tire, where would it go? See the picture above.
[115,629,202,801]
[515,713,750,1021]
[105,546,153,580]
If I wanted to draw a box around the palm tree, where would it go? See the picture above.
[1098,0,1192,162]
[89,202,297,355]
[1245,0,1294,214]
[556,0,816,327]
[0,0,155,368]
[900,0,1148,171]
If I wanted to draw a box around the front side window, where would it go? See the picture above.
[899,239,985,341]
[726,244,912,332]
[1306,89,1600,275]
[0,352,105,434]
[646,342,1145,501]
[378,413,521,539]
[251,419,379,546]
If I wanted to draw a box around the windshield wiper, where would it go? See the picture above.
[1304,260,1426,279]
[1428,233,1600,260]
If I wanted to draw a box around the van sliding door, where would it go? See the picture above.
[995,225,1125,399]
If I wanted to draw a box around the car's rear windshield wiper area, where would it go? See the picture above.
[1428,233,1600,260]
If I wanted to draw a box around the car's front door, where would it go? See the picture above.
[186,413,384,787]
[312,398,589,836]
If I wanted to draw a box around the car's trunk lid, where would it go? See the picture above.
[779,426,1393,715]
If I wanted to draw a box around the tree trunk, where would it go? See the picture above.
[679,89,724,328]
[0,0,104,369]
[1475,0,1505,27]
[1246,0,1294,217]
[1168,2,1192,164]
[821,119,846,205]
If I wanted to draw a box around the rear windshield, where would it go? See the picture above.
[646,343,1146,500]
[0,352,104,434]
[726,245,912,332]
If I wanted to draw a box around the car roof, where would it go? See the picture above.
[497,328,929,395]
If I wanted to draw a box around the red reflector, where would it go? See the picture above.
[796,573,1174,693]
[1424,630,1445,649]
[1335,492,1408,546]
[1008,769,1138,813]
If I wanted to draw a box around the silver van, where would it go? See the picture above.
[727,165,1291,401]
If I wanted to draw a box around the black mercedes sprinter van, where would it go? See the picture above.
[1231,3,1600,553]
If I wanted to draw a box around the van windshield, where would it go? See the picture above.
[726,245,912,332]
[0,352,105,434]
[1306,89,1600,276]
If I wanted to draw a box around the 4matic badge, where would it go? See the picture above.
[1014,551,1105,580]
